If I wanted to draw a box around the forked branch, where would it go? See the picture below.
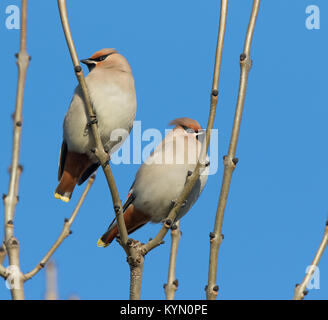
[57,0,226,299]
[128,0,229,298]
[206,0,260,300]
[57,0,144,299]
[2,0,30,300]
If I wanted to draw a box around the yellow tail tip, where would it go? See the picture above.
[97,238,109,248]
[54,193,70,203]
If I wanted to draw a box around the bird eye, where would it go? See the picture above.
[186,127,195,134]
[93,54,110,62]
[181,125,196,134]
[98,55,107,61]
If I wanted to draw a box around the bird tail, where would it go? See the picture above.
[54,171,76,203]
[97,205,150,248]
[55,151,92,203]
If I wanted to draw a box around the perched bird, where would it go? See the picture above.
[55,48,137,202]
[98,117,209,247]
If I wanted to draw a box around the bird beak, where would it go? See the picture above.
[80,59,93,65]
[80,59,96,71]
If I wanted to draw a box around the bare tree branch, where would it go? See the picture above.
[44,261,58,300]
[57,0,145,299]
[140,0,227,258]
[164,221,181,300]
[126,0,229,297]
[57,0,225,299]
[24,175,95,281]
[2,0,30,300]
[293,220,328,300]
[119,0,229,299]
[206,0,260,300]
[57,0,130,250]
[1,165,23,269]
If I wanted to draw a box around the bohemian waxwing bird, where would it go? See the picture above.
[55,48,137,202]
[97,117,209,247]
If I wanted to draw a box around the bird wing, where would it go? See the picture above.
[103,186,137,232]
[77,162,100,185]
[58,141,68,181]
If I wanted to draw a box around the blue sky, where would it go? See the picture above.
[0,0,327,300]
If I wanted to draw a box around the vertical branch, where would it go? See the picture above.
[57,0,141,299]
[57,0,129,250]
[293,221,328,300]
[136,0,229,298]
[2,0,30,300]
[128,250,144,300]
[140,0,228,257]
[206,0,260,300]
[57,0,226,300]
[164,221,181,300]
[45,261,58,300]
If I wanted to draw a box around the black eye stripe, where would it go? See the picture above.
[90,52,115,62]
[181,125,196,134]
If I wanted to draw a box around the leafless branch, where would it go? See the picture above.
[164,221,181,300]
[57,0,144,299]
[57,0,130,249]
[206,0,260,300]
[293,220,328,300]
[24,176,95,281]
[140,0,227,258]
[127,0,229,297]
[57,0,226,299]
[2,0,30,300]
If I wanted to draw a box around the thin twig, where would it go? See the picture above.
[140,0,227,258]
[293,221,328,300]
[45,261,58,300]
[164,221,181,300]
[24,176,95,281]
[57,0,130,250]
[2,0,30,300]
[206,0,260,300]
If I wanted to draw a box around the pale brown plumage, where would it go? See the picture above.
[98,117,208,247]
[55,48,137,202]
